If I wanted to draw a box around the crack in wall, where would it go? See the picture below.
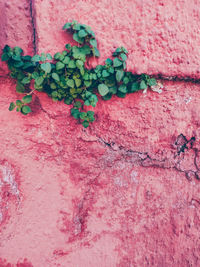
[98,134,200,181]
[29,0,37,54]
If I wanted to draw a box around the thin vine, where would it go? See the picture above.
[1,20,157,128]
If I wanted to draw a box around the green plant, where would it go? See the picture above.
[1,20,157,128]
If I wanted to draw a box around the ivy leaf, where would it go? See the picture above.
[1,53,10,61]
[74,101,82,108]
[21,105,32,115]
[98,84,109,96]
[52,73,60,82]
[113,58,123,67]
[46,53,52,60]
[118,84,127,93]
[93,47,100,57]
[66,79,75,88]
[63,56,70,64]
[82,121,89,128]
[21,77,31,84]
[14,47,23,55]
[78,29,87,38]
[140,80,147,90]
[73,33,84,44]
[9,102,16,111]
[41,62,51,73]
[80,112,87,120]
[71,108,80,119]
[116,70,124,82]
[105,58,112,65]
[68,60,76,68]
[31,54,41,62]
[120,53,127,61]
[102,70,110,78]
[22,95,32,104]
[35,76,44,86]
[63,22,71,29]
[90,39,97,48]
[54,52,61,60]
[16,100,23,106]
[16,82,25,93]
[75,78,81,87]
[131,82,140,92]
[76,60,84,69]
[56,61,65,70]
[13,61,24,68]
[148,78,157,87]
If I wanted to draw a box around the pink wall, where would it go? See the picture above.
[1,1,200,266]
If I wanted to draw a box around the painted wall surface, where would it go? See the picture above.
[0,1,200,266]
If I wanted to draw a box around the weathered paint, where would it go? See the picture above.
[1,0,200,266]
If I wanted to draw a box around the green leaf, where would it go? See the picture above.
[80,112,87,120]
[63,22,71,30]
[116,70,124,82]
[102,93,112,101]
[54,52,61,60]
[65,44,72,51]
[78,29,87,38]
[75,78,81,87]
[94,47,100,57]
[74,101,82,108]
[68,60,76,68]
[23,62,34,69]
[21,105,31,115]
[22,95,32,104]
[35,76,44,86]
[16,82,25,93]
[90,39,97,48]
[116,91,126,98]
[118,84,127,93]
[140,80,147,90]
[82,121,89,128]
[73,33,84,44]
[22,55,32,61]
[63,56,70,64]
[148,78,157,87]
[13,61,24,68]
[9,102,16,111]
[31,54,41,62]
[46,53,52,60]
[16,100,23,106]
[76,60,84,69]
[131,82,140,92]
[71,108,80,119]
[52,73,60,82]
[98,84,109,96]
[32,72,39,79]
[66,79,75,88]
[113,58,123,67]
[102,70,110,78]
[105,58,113,65]
[120,53,127,61]
[56,61,65,70]
[41,62,51,73]
[1,53,9,61]
[14,47,23,55]
[12,55,21,61]
[21,77,31,84]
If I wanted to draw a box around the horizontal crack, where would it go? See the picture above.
[98,134,200,181]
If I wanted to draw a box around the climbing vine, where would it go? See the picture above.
[1,20,157,128]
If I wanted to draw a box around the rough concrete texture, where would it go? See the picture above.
[34,0,200,78]
[0,0,35,76]
[1,0,200,266]
[1,78,200,266]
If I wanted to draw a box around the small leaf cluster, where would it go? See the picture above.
[1,21,157,128]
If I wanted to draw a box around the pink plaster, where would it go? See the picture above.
[1,0,200,266]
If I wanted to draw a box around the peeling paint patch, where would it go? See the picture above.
[0,160,20,225]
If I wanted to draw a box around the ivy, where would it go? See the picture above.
[1,20,157,128]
